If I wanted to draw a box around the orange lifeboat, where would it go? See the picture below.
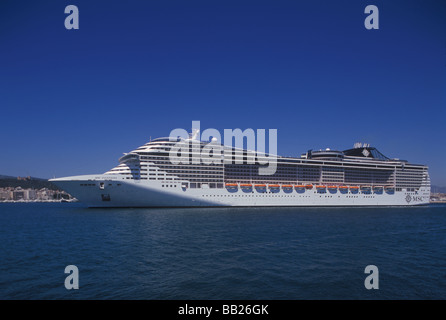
[305,184,313,189]
[282,184,293,188]
[225,183,238,187]
[350,186,359,189]
[240,184,252,187]
[294,185,305,188]
[254,184,266,187]
[269,184,280,188]
[316,185,326,189]
[327,185,337,189]
[339,186,348,189]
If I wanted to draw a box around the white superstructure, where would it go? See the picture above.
[50,135,431,207]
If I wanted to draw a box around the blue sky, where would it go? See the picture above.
[1,0,445,185]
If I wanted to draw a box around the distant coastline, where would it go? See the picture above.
[430,193,446,203]
[0,175,75,202]
[0,199,78,203]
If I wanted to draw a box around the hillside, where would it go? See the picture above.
[431,185,446,193]
[0,176,61,191]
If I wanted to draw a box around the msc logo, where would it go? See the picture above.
[405,195,412,203]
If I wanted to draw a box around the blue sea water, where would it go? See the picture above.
[0,203,445,300]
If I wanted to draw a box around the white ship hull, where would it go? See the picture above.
[50,175,431,208]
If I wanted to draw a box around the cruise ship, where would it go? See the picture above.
[50,132,431,207]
